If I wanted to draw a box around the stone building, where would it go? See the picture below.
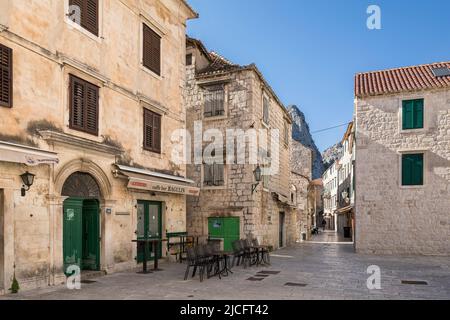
[323,161,338,230]
[185,38,300,250]
[354,61,450,255]
[334,122,355,239]
[322,122,355,237]
[0,0,198,293]
[290,140,314,240]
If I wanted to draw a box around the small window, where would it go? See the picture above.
[143,109,162,153]
[402,153,424,186]
[69,75,99,135]
[204,85,225,118]
[203,163,224,187]
[262,95,270,125]
[0,43,12,108]
[402,99,424,130]
[143,24,161,76]
[68,0,99,36]
[186,54,193,66]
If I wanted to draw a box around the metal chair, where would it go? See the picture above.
[184,247,205,282]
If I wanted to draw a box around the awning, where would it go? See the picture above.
[0,141,59,166]
[115,164,200,197]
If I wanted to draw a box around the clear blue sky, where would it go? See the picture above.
[186,0,450,152]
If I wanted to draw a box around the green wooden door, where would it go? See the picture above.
[137,201,162,263]
[82,199,100,270]
[63,198,83,275]
[208,217,240,251]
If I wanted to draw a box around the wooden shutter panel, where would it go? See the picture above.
[414,99,424,129]
[215,164,224,186]
[204,164,212,186]
[153,113,161,153]
[402,100,413,130]
[86,83,99,134]
[69,0,98,36]
[70,76,85,130]
[0,43,12,108]
[143,24,161,75]
[144,109,154,150]
[413,154,424,185]
[204,92,213,117]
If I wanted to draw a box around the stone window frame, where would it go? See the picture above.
[201,83,229,122]
[398,95,427,135]
[261,91,271,128]
[397,149,428,189]
[139,14,167,80]
[64,0,104,43]
[200,162,228,190]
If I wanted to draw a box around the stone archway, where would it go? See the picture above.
[55,159,111,199]
[52,159,114,275]
[62,172,101,198]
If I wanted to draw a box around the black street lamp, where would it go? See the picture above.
[252,165,262,194]
[20,171,35,197]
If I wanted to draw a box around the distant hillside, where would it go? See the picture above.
[288,105,324,179]
[322,142,343,171]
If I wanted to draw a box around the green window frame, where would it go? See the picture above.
[402,99,424,130]
[402,153,424,186]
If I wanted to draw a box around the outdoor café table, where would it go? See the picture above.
[211,251,233,278]
[149,238,168,271]
[131,239,154,274]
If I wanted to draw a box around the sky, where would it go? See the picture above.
[186,0,450,152]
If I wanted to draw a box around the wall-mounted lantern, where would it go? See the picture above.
[251,165,262,194]
[20,171,35,197]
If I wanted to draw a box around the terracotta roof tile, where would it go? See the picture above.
[355,61,450,97]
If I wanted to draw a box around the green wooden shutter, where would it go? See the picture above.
[402,154,424,186]
[402,100,413,130]
[414,99,424,129]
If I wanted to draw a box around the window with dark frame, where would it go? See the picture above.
[143,108,162,153]
[186,53,193,66]
[203,163,225,187]
[0,43,12,108]
[402,99,424,130]
[284,121,289,146]
[69,75,99,135]
[68,0,99,36]
[204,85,225,118]
[143,23,161,76]
[402,153,424,186]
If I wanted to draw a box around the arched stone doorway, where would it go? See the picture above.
[62,172,102,273]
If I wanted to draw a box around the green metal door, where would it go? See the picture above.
[208,217,240,251]
[82,199,100,270]
[137,201,162,263]
[63,198,83,274]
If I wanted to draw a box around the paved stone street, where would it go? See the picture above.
[1,243,449,300]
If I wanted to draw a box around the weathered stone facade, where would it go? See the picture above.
[185,39,302,249]
[0,0,197,294]
[290,140,313,240]
[355,85,450,255]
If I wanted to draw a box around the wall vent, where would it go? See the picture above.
[431,67,450,77]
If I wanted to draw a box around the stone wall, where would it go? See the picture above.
[355,88,450,255]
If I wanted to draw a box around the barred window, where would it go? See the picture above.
[203,163,225,187]
[204,85,225,118]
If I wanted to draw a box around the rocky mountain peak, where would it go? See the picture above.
[288,105,324,179]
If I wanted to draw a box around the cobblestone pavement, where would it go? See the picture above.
[1,243,449,300]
